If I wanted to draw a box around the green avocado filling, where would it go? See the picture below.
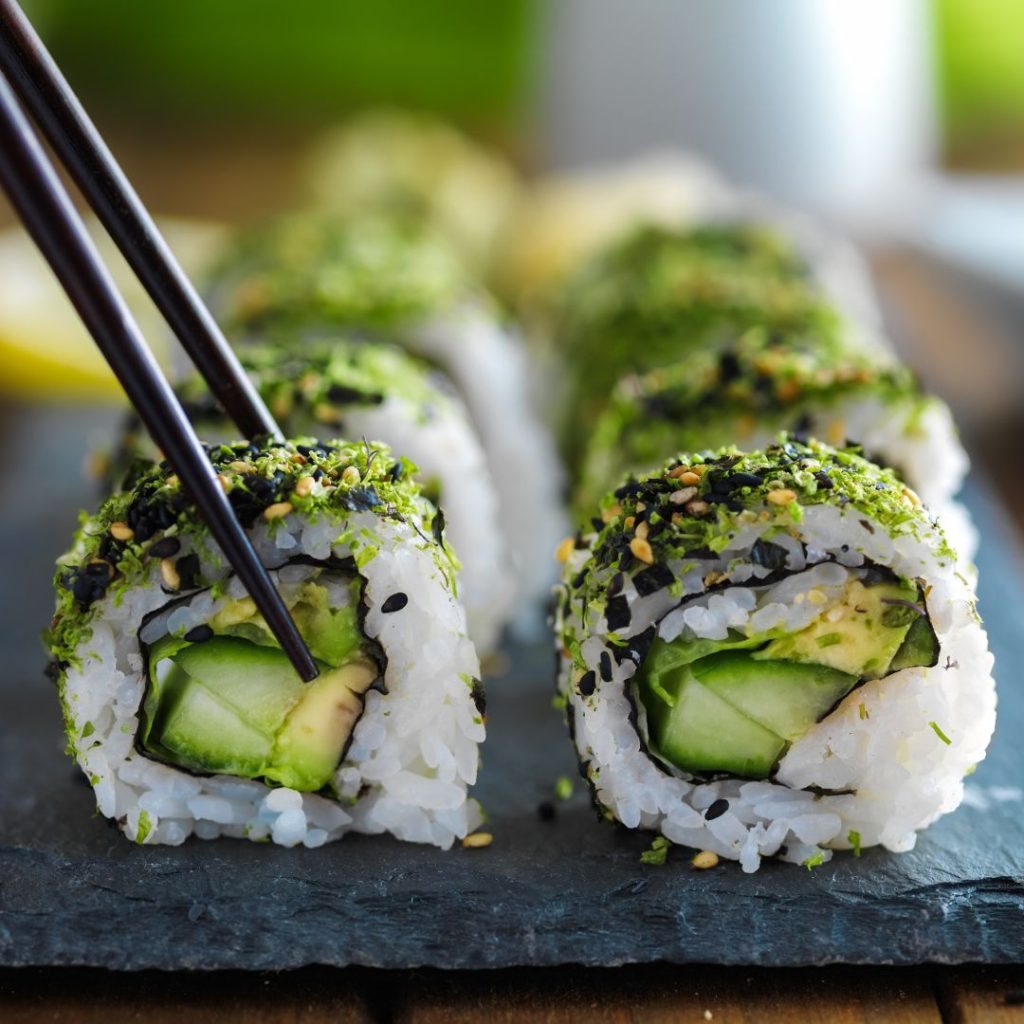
[637,573,939,779]
[139,577,378,792]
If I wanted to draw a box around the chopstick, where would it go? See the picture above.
[0,70,319,683]
[0,0,280,443]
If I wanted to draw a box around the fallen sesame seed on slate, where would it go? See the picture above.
[537,801,556,822]
[381,592,409,614]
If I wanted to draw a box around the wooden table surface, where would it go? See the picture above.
[2,137,1023,1022]
[1,964,1024,1022]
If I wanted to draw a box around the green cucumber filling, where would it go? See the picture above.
[139,573,378,791]
[636,570,939,780]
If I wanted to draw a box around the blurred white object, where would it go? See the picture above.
[540,0,937,228]
[914,175,1024,298]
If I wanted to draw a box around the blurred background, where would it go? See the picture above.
[0,0,1022,540]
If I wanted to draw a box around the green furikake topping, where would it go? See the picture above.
[930,721,953,745]
[848,830,862,857]
[802,850,826,870]
[557,435,952,674]
[47,437,449,677]
[111,338,457,490]
[554,223,840,462]
[576,324,930,514]
[206,214,479,337]
[640,834,671,865]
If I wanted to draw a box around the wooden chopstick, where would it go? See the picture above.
[0,70,319,683]
[0,0,281,443]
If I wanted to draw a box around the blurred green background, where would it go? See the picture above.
[19,0,1024,170]
[26,0,536,133]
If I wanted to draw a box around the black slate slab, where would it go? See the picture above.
[0,407,1022,970]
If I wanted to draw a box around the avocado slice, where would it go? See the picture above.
[636,570,938,779]
[266,658,377,790]
[753,579,920,678]
[209,581,362,668]
[139,580,378,790]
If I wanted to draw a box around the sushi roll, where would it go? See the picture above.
[555,436,995,871]
[576,325,975,562]
[206,214,567,625]
[111,338,514,653]
[304,109,523,278]
[553,222,845,464]
[47,438,486,848]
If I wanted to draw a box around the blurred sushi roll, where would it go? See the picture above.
[304,109,523,279]
[47,439,486,848]
[111,338,514,653]
[576,325,975,563]
[497,154,882,330]
[206,214,567,625]
[553,222,846,463]
[493,152,730,313]
[554,436,995,871]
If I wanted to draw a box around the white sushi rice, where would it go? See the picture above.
[558,502,996,872]
[62,510,485,849]
[286,385,514,653]
[402,303,569,631]
[731,392,974,564]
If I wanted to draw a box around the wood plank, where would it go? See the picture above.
[0,967,378,1024]
[393,965,942,1024]
[934,966,1024,1024]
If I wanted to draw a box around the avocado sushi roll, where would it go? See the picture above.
[305,109,523,277]
[495,155,881,333]
[206,214,567,626]
[553,222,851,465]
[555,437,995,871]
[576,326,975,563]
[48,439,485,848]
[111,338,514,653]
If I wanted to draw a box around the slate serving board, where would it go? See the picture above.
[0,406,1022,970]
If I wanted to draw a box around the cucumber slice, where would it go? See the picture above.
[693,650,859,741]
[642,664,786,778]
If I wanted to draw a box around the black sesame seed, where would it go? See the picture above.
[727,472,763,490]
[591,517,605,533]
[537,801,556,822]
[470,678,486,717]
[705,798,729,820]
[859,519,876,535]
[184,625,214,643]
[431,508,446,546]
[814,471,835,490]
[599,650,613,682]
[381,592,408,614]
[607,572,625,598]
[577,670,597,697]
[147,536,181,559]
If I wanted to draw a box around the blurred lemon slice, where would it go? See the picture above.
[0,217,227,401]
